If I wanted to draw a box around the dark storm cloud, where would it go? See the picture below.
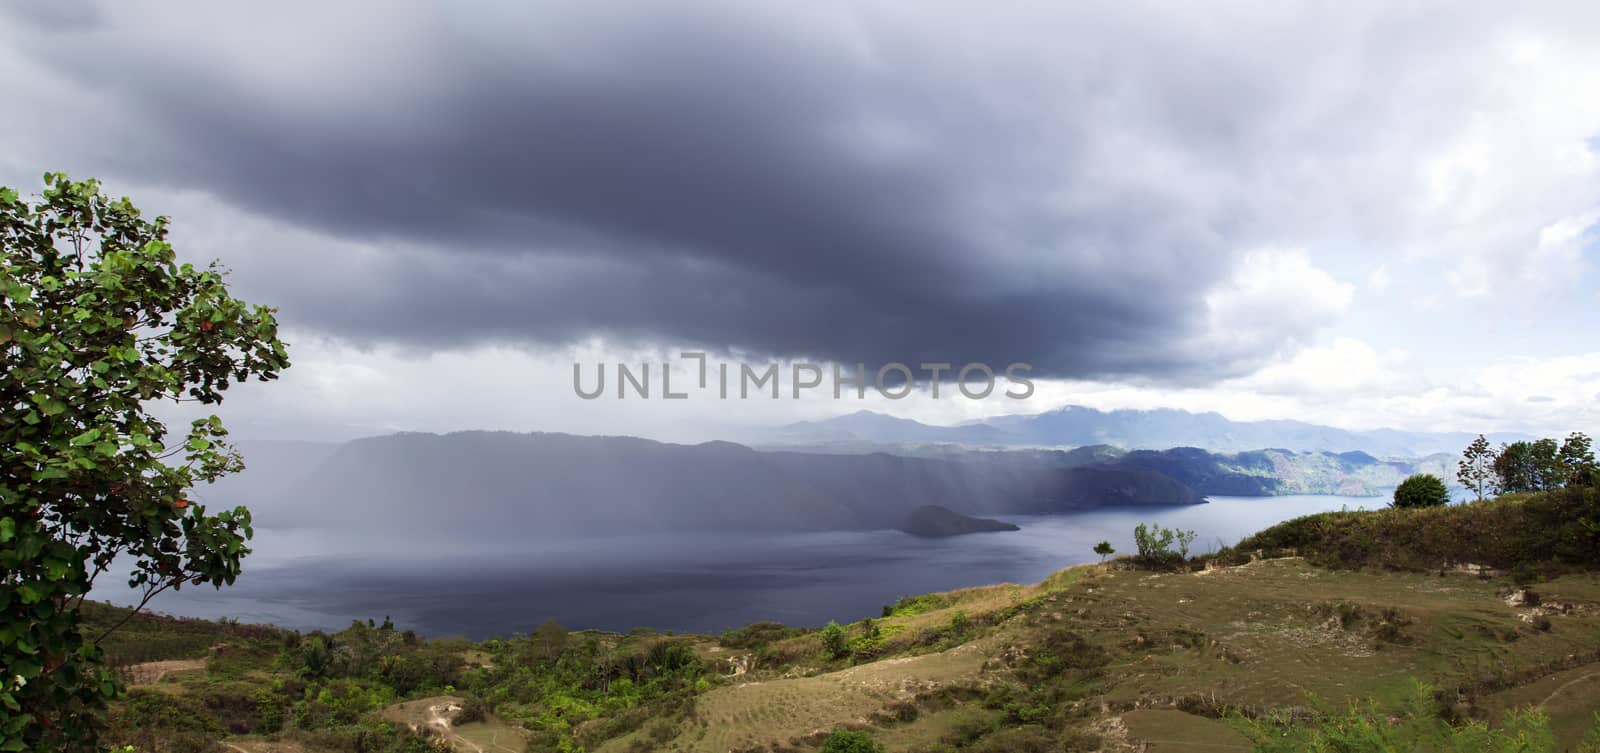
[1,1,1415,379]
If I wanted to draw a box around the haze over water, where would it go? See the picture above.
[118,495,1377,638]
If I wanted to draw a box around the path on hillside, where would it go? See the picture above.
[421,701,520,753]
[423,702,481,753]
[1540,671,1600,707]
[124,658,206,685]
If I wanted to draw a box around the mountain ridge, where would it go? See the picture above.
[196,430,1457,549]
[773,405,1533,455]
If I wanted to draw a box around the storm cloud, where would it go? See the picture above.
[4,1,1599,381]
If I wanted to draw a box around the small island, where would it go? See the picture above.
[897,504,1021,537]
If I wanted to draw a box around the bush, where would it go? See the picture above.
[881,593,951,618]
[1232,485,1600,575]
[1133,522,1196,568]
[454,695,490,725]
[1232,679,1565,752]
[719,621,804,649]
[820,727,884,753]
[966,725,1059,753]
[821,621,851,659]
[1393,474,1450,509]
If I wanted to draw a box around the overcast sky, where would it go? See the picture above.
[4,1,1599,442]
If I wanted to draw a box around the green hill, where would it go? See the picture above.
[100,486,1600,753]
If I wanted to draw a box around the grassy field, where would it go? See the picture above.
[98,555,1600,752]
[580,557,1600,751]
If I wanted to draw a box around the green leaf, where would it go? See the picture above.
[0,518,12,543]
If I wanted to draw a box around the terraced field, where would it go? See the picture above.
[593,557,1600,751]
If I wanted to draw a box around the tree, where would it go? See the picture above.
[1559,432,1597,487]
[1132,522,1194,568]
[533,620,569,664]
[1458,434,1494,502]
[1530,438,1563,491]
[1093,540,1115,561]
[1494,441,1537,494]
[1392,474,1450,509]
[1,174,290,751]
[819,620,849,659]
[1175,528,1198,558]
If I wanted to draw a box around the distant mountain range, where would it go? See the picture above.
[197,431,1453,543]
[198,432,1203,540]
[768,406,1532,456]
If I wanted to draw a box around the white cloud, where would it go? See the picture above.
[1015,345,1600,438]
[1194,248,1354,369]
[1367,265,1392,292]
[1404,34,1600,299]
[1232,337,1418,399]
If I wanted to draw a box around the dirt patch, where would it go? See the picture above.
[125,658,206,686]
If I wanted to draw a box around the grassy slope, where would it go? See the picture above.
[593,559,1600,752]
[100,488,1600,752]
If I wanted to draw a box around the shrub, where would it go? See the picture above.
[1232,679,1563,752]
[820,727,883,753]
[719,621,804,649]
[881,593,951,618]
[454,694,490,725]
[1393,474,1450,509]
[820,621,850,659]
[1233,485,1600,575]
[1133,522,1196,568]
[966,725,1059,753]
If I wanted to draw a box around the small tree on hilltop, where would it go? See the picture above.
[1458,434,1494,502]
[1132,522,1194,569]
[1,174,289,751]
[533,620,569,664]
[1175,529,1198,558]
[1093,540,1115,561]
[1559,432,1597,487]
[820,620,849,659]
[1393,474,1450,509]
[1494,441,1537,494]
[1531,438,1563,491]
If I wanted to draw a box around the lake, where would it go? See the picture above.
[108,494,1378,638]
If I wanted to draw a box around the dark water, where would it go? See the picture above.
[106,495,1376,638]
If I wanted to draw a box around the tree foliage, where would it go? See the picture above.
[820,620,849,659]
[1457,434,1494,502]
[1392,474,1449,509]
[1494,434,1596,494]
[1092,540,1114,561]
[1560,432,1598,487]
[1232,679,1568,753]
[1,174,289,751]
[819,727,884,753]
[1132,522,1195,568]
